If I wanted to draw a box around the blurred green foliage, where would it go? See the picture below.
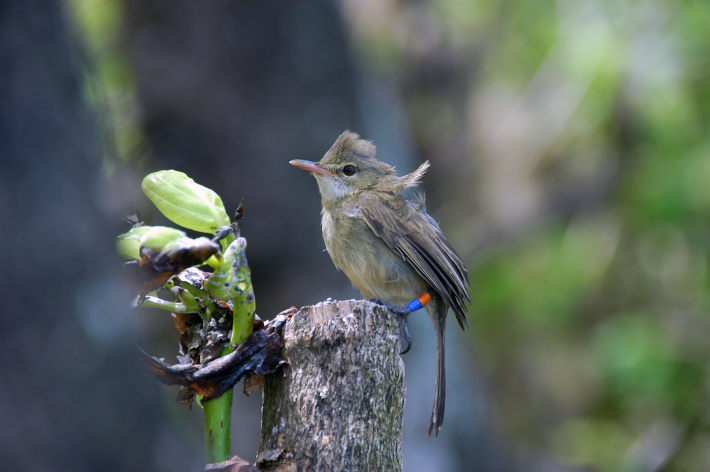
[344,0,710,469]
[68,0,147,168]
[72,0,710,469]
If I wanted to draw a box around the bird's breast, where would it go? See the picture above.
[321,206,424,305]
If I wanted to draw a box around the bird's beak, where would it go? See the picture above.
[289,159,337,177]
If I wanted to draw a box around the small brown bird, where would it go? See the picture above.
[290,131,470,437]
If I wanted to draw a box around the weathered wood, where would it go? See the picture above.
[256,299,405,472]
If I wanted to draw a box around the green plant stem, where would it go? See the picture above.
[202,243,256,464]
[135,295,191,313]
[203,386,233,464]
[230,258,256,346]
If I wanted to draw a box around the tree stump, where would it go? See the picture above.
[256,299,405,472]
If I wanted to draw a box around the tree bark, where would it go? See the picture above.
[256,299,405,472]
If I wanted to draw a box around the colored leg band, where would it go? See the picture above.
[407,291,432,312]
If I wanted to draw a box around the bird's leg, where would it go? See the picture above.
[370,298,411,315]
[369,291,433,355]
[400,313,412,355]
[370,298,412,354]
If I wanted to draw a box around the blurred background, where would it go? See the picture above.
[2,0,709,470]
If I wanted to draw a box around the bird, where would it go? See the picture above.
[290,130,470,437]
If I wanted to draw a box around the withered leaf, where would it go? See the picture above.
[127,238,220,300]
[177,386,195,408]
[242,374,264,396]
[171,312,188,334]
[142,309,294,401]
[204,454,258,472]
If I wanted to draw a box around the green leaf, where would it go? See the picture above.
[116,225,186,259]
[138,226,188,252]
[142,170,230,233]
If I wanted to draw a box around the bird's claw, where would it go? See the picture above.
[400,314,412,355]
[369,298,413,355]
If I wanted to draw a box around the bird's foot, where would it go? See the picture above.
[369,298,413,355]
[369,298,411,315]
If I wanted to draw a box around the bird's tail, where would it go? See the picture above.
[428,302,447,437]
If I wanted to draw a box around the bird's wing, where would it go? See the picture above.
[358,192,470,329]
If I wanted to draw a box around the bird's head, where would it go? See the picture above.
[290,131,409,205]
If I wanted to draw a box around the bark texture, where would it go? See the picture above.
[257,299,405,472]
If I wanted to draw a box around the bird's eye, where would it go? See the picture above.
[343,165,357,176]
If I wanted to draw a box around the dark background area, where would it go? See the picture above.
[2,0,710,471]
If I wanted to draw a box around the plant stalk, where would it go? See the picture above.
[202,242,256,464]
